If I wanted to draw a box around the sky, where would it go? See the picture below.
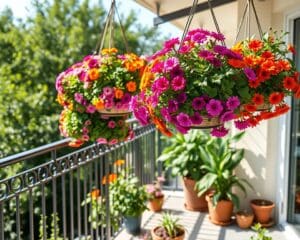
[0,0,182,38]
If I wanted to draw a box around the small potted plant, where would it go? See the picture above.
[151,213,185,240]
[146,176,165,212]
[110,170,149,235]
[157,130,210,211]
[196,132,253,225]
[249,223,272,240]
[250,199,275,225]
[236,210,254,229]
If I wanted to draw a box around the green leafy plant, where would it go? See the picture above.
[250,223,272,240]
[196,132,253,207]
[39,212,64,240]
[157,130,210,181]
[154,212,184,238]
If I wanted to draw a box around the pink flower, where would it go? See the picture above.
[103,87,114,97]
[86,105,96,113]
[78,70,88,82]
[190,112,203,125]
[206,99,223,116]
[157,176,165,182]
[84,120,92,126]
[104,100,113,109]
[208,58,222,68]
[108,120,116,129]
[171,76,186,91]
[177,92,187,103]
[108,139,118,145]
[134,106,149,126]
[146,184,156,194]
[211,126,229,137]
[163,57,179,72]
[198,50,214,60]
[97,138,107,144]
[151,61,164,73]
[161,107,171,121]
[210,32,225,41]
[192,97,206,110]
[155,77,169,92]
[82,135,90,141]
[226,96,240,110]
[234,119,250,130]
[168,100,178,113]
[74,93,84,104]
[176,113,192,127]
[88,58,99,68]
[178,45,191,54]
[221,111,235,122]
[164,37,180,49]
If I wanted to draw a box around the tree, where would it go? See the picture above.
[0,0,164,158]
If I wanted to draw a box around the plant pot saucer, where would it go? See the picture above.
[184,203,208,212]
[255,219,275,228]
[209,216,234,226]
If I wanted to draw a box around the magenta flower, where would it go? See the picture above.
[108,120,116,129]
[150,94,159,108]
[210,32,225,41]
[108,139,118,145]
[134,106,149,126]
[170,66,184,78]
[175,123,189,134]
[177,92,187,103]
[206,99,223,116]
[234,119,250,130]
[190,112,203,125]
[192,97,206,110]
[208,58,222,68]
[121,93,131,104]
[86,105,96,113]
[191,32,207,43]
[244,67,256,81]
[150,48,172,61]
[213,45,229,55]
[97,138,108,144]
[226,50,243,60]
[155,77,169,92]
[179,45,191,54]
[164,37,180,49]
[74,93,84,104]
[161,107,171,121]
[221,111,235,122]
[211,126,229,137]
[104,100,113,109]
[198,50,214,60]
[168,100,179,113]
[171,76,186,91]
[176,113,192,127]
[103,87,114,97]
[163,57,179,72]
[88,58,99,68]
[151,61,164,73]
[78,70,88,82]
[84,120,92,126]
[226,96,240,110]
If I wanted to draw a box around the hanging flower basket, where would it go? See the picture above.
[191,116,222,129]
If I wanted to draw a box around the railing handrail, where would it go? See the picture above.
[0,118,139,168]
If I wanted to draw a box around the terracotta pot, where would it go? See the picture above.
[206,194,233,225]
[191,116,221,129]
[182,177,208,212]
[236,210,254,229]
[148,195,164,212]
[250,199,275,224]
[151,226,185,240]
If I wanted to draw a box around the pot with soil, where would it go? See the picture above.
[236,210,254,229]
[250,199,275,224]
[148,195,164,212]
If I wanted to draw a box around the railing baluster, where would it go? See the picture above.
[104,152,111,239]
[89,163,93,240]
[100,153,104,239]
[94,160,99,239]
[61,175,67,239]
[70,171,74,239]
[29,189,34,240]
[83,165,88,239]
[41,184,47,240]
[16,195,21,240]
[77,169,82,239]
[0,203,4,240]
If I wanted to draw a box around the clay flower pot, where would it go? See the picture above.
[250,199,275,224]
[151,226,185,240]
[148,195,164,212]
[182,177,208,212]
[206,194,233,225]
[236,210,254,229]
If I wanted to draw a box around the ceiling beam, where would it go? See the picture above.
[153,0,236,26]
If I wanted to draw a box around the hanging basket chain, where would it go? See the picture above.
[115,6,130,53]
[251,0,263,38]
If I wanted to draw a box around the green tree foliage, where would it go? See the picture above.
[0,0,163,158]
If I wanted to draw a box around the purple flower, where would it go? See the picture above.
[108,120,116,129]
[134,106,149,126]
[168,100,179,113]
[211,126,229,137]
[226,96,240,110]
[121,93,132,104]
[234,119,250,130]
[192,97,206,110]
[208,58,222,68]
[177,92,187,103]
[176,113,192,127]
[221,111,235,122]
[171,76,186,91]
[155,77,169,92]
[170,66,184,78]
[103,87,114,97]
[175,123,189,134]
[74,93,84,104]
[190,112,203,125]
[213,45,229,55]
[206,99,223,116]
[161,107,171,121]
[163,57,179,72]
[164,37,180,49]
[88,58,99,68]
[198,50,214,60]
[243,67,256,81]
[191,32,207,43]
[86,104,96,113]
[226,50,243,60]
[210,32,225,41]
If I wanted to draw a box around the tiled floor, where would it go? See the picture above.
[114,191,287,240]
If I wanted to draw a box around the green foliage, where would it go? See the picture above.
[39,212,64,240]
[157,130,210,181]
[159,213,184,238]
[196,132,253,207]
[110,171,149,217]
[250,223,272,240]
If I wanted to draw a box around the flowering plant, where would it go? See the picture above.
[230,31,300,130]
[56,48,145,146]
[133,28,248,138]
[145,176,165,200]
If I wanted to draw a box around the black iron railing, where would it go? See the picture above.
[0,120,158,240]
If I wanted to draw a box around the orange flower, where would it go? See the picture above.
[228,59,245,68]
[231,42,243,54]
[244,55,258,67]
[93,98,105,110]
[114,159,125,166]
[69,139,84,148]
[288,44,296,54]
[277,59,291,71]
[260,111,276,120]
[294,84,300,98]
[269,92,284,105]
[88,68,99,80]
[126,81,137,92]
[244,104,257,112]
[101,48,118,55]
[90,189,100,200]
[252,94,264,105]
[102,173,117,184]
[248,39,263,52]
[261,60,276,74]
[261,51,274,60]
[249,79,261,88]
[248,117,261,127]
[283,76,297,90]
[257,68,270,82]
[115,88,124,99]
